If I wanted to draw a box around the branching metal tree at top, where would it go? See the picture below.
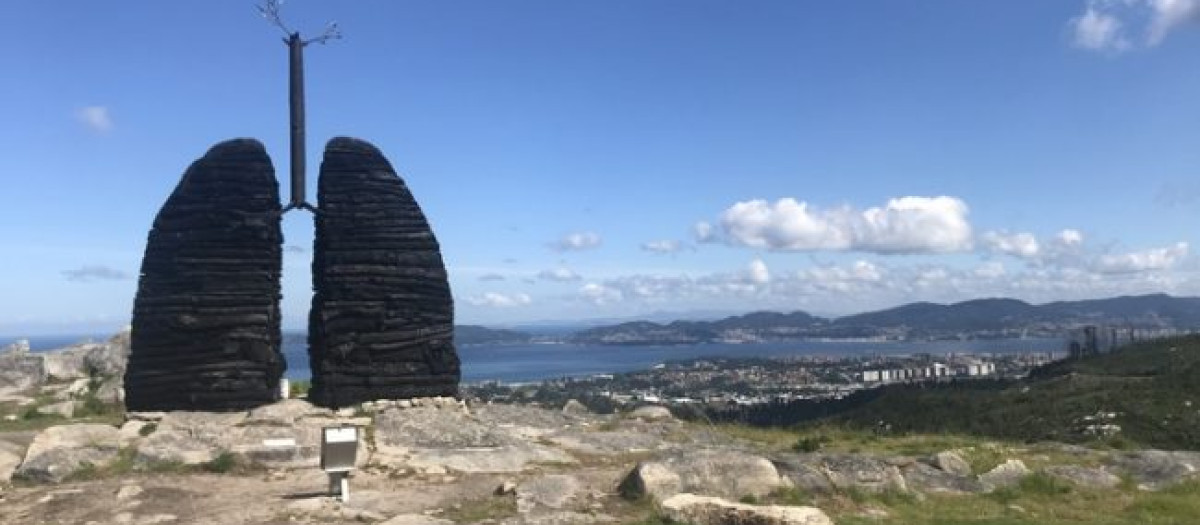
[258,0,341,213]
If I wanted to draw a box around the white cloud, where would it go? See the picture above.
[719,198,850,251]
[747,258,770,285]
[979,228,1189,277]
[1095,242,1189,273]
[641,239,688,254]
[1029,229,1088,267]
[559,248,1200,317]
[579,282,623,305]
[62,265,129,282]
[1069,0,1200,52]
[712,196,972,254]
[974,262,1008,279]
[694,222,716,243]
[466,292,532,308]
[802,260,884,283]
[538,266,582,282]
[1147,0,1200,44]
[1058,229,1084,246]
[76,106,113,133]
[478,273,506,282]
[574,264,771,307]
[982,231,1041,259]
[549,232,602,252]
[795,260,885,294]
[1071,6,1131,51]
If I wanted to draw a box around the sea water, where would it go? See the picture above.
[10,333,1064,384]
[282,337,1064,383]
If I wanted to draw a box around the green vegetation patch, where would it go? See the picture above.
[289,379,311,399]
[815,335,1200,450]
[812,479,1200,525]
[441,495,518,524]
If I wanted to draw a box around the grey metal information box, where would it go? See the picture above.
[321,426,358,502]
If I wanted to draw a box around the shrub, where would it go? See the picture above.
[793,434,830,453]
[203,452,238,474]
[138,422,157,436]
[289,380,311,398]
[1018,472,1073,496]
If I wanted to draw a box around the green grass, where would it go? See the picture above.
[203,451,238,474]
[61,447,138,482]
[696,421,1200,524]
[609,478,1200,525]
[0,376,125,432]
[440,495,518,523]
[815,479,1200,525]
[768,486,816,506]
[289,379,311,399]
[0,411,65,432]
[624,515,673,525]
[822,335,1200,450]
[51,447,267,482]
[138,422,157,436]
[712,421,1024,473]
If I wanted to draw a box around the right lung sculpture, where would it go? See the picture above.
[307,137,460,408]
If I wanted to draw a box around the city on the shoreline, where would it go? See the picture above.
[462,350,1059,412]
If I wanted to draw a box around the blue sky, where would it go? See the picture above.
[3,0,1200,335]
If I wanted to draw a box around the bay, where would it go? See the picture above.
[2,334,112,351]
[282,337,1066,383]
[8,333,1066,384]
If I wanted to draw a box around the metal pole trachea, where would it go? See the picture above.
[287,32,307,210]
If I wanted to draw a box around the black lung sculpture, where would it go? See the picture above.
[307,137,459,407]
[125,139,284,411]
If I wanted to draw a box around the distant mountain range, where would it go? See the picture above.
[454,325,535,345]
[562,294,1200,345]
[297,292,1200,348]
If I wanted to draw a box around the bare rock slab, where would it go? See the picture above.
[620,450,787,502]
[16,424,121,483]
[36,401,77,419]
[136,405,364,469]
[660,493,833,525]
[626,405,673,421]
[1043,465,1121,490]
[979,459,1031,491]
[373,406,575,473]
[812,454,907,494]
[931,450,972,477]
[1,446,22,484]
[0,340,45,391]
[1108,450,1200,491]
[517,474,583,513]
[901,462,985,495]
[380,515,455,525]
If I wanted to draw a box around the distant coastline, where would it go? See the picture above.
[1,334,114,352]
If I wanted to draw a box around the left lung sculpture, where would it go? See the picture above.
[125,139,285,411]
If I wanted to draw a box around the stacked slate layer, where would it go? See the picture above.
[126,139,285,411]
[308,137,460,408]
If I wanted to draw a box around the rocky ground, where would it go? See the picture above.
[2,396,1200,525]
[4,336,1200,524]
